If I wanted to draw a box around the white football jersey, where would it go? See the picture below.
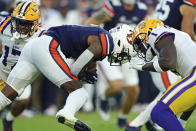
[0,16,46,81]
[148,25,196,77]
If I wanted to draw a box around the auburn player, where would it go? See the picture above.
[0,1,46,131]
[128,19,196,131]
[0,13,135,131]
[154,0,196,41]
[85,0,147,127]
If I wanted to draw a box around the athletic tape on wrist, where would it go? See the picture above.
[153,60,163,73]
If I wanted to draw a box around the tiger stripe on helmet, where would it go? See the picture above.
[18,1,26,14]
[19,1,32,16]
[23,2,32,16]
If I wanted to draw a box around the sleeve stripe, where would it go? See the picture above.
[0,17,9,27]
[161,72,171,89]
[105,34,110,55]
[104,2,115,16]
[38,30,47,37]
[0,17,11,34]
[100,33,107,57]
[183,0,196,6]
[155,32,175,43]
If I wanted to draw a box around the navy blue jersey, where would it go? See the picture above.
[155,0,194,30]
[45,25,114,60]
[103,0,147,30]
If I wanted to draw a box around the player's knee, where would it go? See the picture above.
[109,80,123,93]
[151,102,166,123]
[125,85,139,97]
[1,84,18,101]
[61,80,82,93]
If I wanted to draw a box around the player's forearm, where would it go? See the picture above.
[181,23,196,41]
[84,18,101,26]
[142,57,175,73]
[84,10,111,25]
[142,62,156,72]
[70,49,94,77]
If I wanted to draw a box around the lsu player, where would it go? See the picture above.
[85,0,147,127]
[153,0,196,127]
[128,19,196,131]
[0,14,135,131]
[126,0,196,130]
[0,1,45,131]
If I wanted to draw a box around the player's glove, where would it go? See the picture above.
[129,57,146,71]
[81,70,97,84]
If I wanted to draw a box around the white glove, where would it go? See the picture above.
[129,57,146,71]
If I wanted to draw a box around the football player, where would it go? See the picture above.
[127,0,196,130]
[0,17,135,131]
[84,0,147,127]
[128,19,196,131]
[154,0,196,41]
[0,1,45,131]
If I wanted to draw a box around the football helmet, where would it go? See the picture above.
[11,1,41,40]
[109,24,136,65]
[15,0,40,7]
[132,19,164,61]
[121,0,135,5]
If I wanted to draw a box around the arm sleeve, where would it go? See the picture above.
[103,0,115,17]
[70,49,94,77]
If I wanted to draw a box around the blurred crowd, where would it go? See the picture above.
[0,0,184,117]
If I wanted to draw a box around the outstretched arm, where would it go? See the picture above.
[84,10,112,25]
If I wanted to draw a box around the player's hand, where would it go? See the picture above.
[80,70,97,84]
[129,57,146,71]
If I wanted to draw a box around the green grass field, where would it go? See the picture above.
[0,111,196,131]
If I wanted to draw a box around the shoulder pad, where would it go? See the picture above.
[148,26,175,50]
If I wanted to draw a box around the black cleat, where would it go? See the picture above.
[97,97,110,120]
[57,116,91,131]
[117,117,127,128]
[74,120,91,131]
[145,121,158,131]
[3,118,13,131]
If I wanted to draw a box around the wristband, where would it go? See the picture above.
[153,60,163,73]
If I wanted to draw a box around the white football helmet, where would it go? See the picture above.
[121,0,136,5]
[109,24,136,65]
